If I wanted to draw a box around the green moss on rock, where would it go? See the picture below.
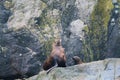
[36,7,60,30]
[83,26,89,33]
[4,0,13,9]
[118,0,120,3]
[82,0,114,61]
[42,38,55,56]
[91,0,113,27]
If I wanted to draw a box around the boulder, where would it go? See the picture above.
[27,58,120,80]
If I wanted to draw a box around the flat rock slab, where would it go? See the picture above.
[26,58,120,80]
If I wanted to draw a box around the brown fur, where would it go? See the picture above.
[43,39,66,71]
[72,56,83,65]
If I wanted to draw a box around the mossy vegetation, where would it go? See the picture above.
[42,38,55,57]
[82,0,113,61]
[0,0,13,9]
[35,1,60,44]
[4,0,13,9]
[37,8,60,30]
[36,1,61,57]
[81,40,94,62]
[83,25,89,33]
[35,1,60,31]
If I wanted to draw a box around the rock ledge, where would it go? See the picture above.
[27,58,120,80]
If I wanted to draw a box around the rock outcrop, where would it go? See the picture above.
[0,0,97,79]
[106,0,120,58]
[26,58,120,80]
[0,0,48,79]
[61,0,97,65]
[0,0,119,79]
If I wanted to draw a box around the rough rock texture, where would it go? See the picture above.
[0,0,48,79]
[0,0,97,79]
[0,0,43,79]
[107,0,120,58]
[26,58,120,80]
[2,0,117,79]
[61,0,97,65]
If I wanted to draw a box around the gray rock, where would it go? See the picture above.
[75,0,97,23]
[0,28,43,79]
[26,58,120,80]
[106,1,120,58]
[62,19,86,65]
[61,0,97,65]
[70,19,86,40]
[0,0,117,79]
[0,0,46,79]
[0,4,11,23]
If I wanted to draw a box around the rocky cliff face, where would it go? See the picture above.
[26,58,120,80]
[0,0,119,79]
[61,0,97,65]
[0,0,43,79]
[106,0,120,58]
[0,0,97,79]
